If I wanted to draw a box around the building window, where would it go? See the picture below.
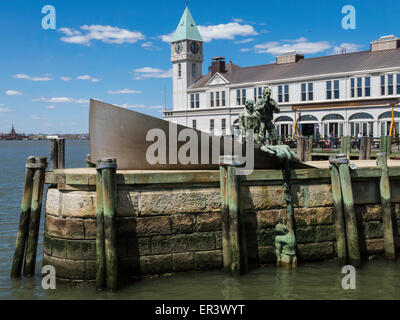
[357,77,362,97]
[326,81,332,100]
[388,74,394,95]
[278,85,283,103]
[242,89,246,105]
[334,80,339,99]
[350,78,355,98]
[365,77,371,97]
[381,75,386,95]
[216,92,220,107]
[178,63,182,78]
[301,83,306,101]
[221,118,226,131]
[397,74,400,94]
[210,119,214,133]
[192,120,197,129]
[210,92,214,107]
[254,88,257,103]
[236,90,241,106]
[192,63,196,78]
[195,94,200,108]
[222,91,226,106]
[308,83,313,101]
[284,85,289,102]
[190,94,194,108]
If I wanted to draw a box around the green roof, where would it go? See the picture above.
[171,7,203,42]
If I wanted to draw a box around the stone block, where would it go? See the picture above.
[295,226,315,243]
[302,184,333,207]
[171,214,194,234]
[116,218,137,238]
[215,231,222,249]
[116,190,139,217]
[256,210,286,228]
[363,221,383,239]
[43,254,85,279]
[137,216,171,236]
[140,254,172,275]
[140,188,221,216]
[44,235,67,258]
[151,232,216,255]
[297,242,335,261]
[362,238,384,254]
[45,215,85,239]
[256,229,275,247]
[352,181,380,204]
[172,252,194,272]
[294,207,334,225]
[391,181,400,202]
[258,246,276,264]
[66,240,96,260]
[194,251,223,270]
[355,205,383,221]
[84,219,96,239]
[85,260,96,280]
[315,225,336,242]
[60,191,96,218]
[195,213,222,232]
[46,188,60,216]
[241,185,286,210]
[127,237,151,256]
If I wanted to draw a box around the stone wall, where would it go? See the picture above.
[43,176,400,282]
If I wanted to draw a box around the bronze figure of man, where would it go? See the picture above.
[254,87,280,145]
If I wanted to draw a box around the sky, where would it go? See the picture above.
[0,0,399,134]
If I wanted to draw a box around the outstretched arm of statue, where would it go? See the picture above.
[271,99,280,113]
[254,99,265,111]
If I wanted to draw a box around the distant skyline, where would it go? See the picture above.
[0,0,399,133]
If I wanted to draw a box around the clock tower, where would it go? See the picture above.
[171,7,203,111]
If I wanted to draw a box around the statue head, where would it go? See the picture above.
[275,223,289,235]
[263,87,271,98]
[245,99,254,112]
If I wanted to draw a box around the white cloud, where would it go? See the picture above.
[121,103,164,110]
[133,67,172,80]
[31,114,47,120]
[235,38,255,44]
[47,105,56,109]
[254,38,331,55]
[77,75,102,82]
[107,89,142,94]
[161,22,258,43]
[33,97,89,104]
[60,76,72,81]
[5,90,22,96]
[0,108,10,112]
[332,42,363,54]
[13,73,52,81]
[240,48,251,52]
[59,25,145,45]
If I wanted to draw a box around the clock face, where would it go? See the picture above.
[175,42,183,54]
[190,41,199,54]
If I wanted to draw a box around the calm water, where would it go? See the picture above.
[0,140,399,300]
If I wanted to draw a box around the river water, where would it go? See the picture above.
[0,140,399,300]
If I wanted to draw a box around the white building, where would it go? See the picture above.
[164,7,400,138]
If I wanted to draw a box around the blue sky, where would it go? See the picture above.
[0,0,399,134]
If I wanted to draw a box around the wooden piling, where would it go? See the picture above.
[377,152,396,260]
[50,139,58,170]
[10,157,36,278]
[296,136,309,162]
[97,158,118,290]
[359,137,371,160]
[340,136,351,158]
[329,157,348,266]
[219,156,247,275]
[380,136,392,156]
[23,156,47,276]
[95,163,106,290]
[308,136,313,161]
[57,138,65,169]
[337,157,361,268]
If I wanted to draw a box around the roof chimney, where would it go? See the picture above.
[276,51,304,64]
[370,35,400,52]
[211,56,225,75]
